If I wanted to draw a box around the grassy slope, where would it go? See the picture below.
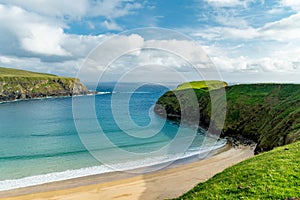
[224,84,300,152]
[176,141,300,200]
[155,81,300,153]
[0,67,76,82]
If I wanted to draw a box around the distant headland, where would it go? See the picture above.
[0,67,90,102]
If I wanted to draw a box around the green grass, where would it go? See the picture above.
[175,141,300,200]
[0,67,58,77]
[175,80,228,91]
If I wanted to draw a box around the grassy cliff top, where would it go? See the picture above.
[0,67,59,78]
[0,67,79,82]
[176,141,300,199]
[175,80,228,91]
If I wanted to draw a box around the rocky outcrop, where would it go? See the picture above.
[0,77,90,102]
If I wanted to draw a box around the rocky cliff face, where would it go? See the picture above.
[155,83,300,153]
[0,77,90,102]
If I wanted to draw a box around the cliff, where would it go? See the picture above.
[0,67,90,102]
[154,81,300,153]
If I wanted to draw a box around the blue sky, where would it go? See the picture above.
[0,0,300,83]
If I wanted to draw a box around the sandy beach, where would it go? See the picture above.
[0,144,254,200]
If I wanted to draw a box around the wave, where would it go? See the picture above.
[96,91,153,94]
[0,138,171,161]
[0,91,118,104]
[96,91,112,95]
[0,95,75,104]
[0,91,154,104]
[0,140,226,191]
[116,92,152,94]
[0,149,88,161]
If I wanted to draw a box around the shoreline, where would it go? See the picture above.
[0,139,227,192]
[0,92,99,104]
[0,140,228,194]
[0,143,255,200]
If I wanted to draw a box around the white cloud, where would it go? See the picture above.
[144,39,211,68]
[1,28,299,83]
[202,39,300,79]
[214,15,248,28]
[0,0,145,58]
[61,34,106,59]
[0,4,110,59]
[0,3,109,77]
[194,12,300,42]
[0,55,83,77]
[0,4,68,56]
[209,53,300,77]
[94,35,300,83]
[0,56,12,64]
[193,26,259,40]
[0,1,299,83]
[280,0,300,10]
[204,0,255,7]
[102,20,123,31]
[259,13,300,41]
[77,34,145,82]
[74,36,222,82]
[21,25,69,56]
[267,8,285,14]
[0,0,143,51]
[0,0,88,19]
[89,0,142,18]
[0,0,142,19]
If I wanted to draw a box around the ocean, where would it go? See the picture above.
[0,83,226,191]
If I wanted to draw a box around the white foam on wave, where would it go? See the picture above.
[0,139,226,191]
[118,92,152,94]
[96,91,112,95]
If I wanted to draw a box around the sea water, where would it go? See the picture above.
[0,83,226,191]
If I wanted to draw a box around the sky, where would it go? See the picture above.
[0,0,300,83]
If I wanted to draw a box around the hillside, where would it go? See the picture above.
[175,141,300,199]
[0,67,89,102]
[154,81,300,153]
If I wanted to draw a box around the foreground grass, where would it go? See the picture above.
[175,141,300,200]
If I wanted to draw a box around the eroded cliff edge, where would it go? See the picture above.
[154,81,300,153]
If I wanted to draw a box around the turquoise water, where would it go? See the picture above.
[0,83,226,190]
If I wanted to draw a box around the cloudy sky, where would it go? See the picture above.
[0,0,299,83]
